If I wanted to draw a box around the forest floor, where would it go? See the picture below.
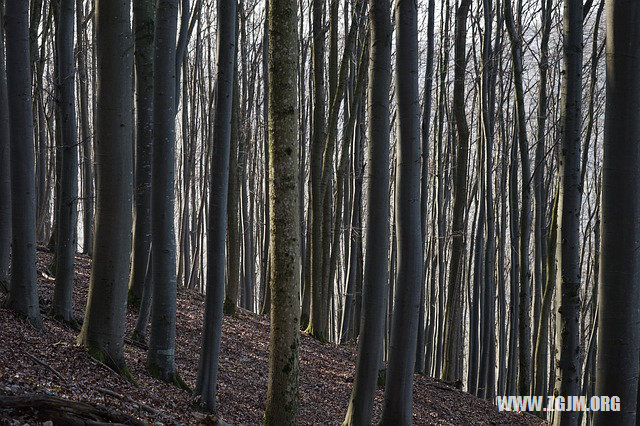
[0,248,542,425]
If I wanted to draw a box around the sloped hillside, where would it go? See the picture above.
[0,249,541,425]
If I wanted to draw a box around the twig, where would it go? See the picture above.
[92,386,168,419]
[25,352,67,383]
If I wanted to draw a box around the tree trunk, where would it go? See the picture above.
[380,0,423,422]
[76,0,93,258]
[553,0,582,423]
[128,0,155,307]
[263,0,301,420]
[442,0,471,384]
[307,0,327,340]
[594,0,640,422]
[77,0,134,376]
[53,0,79,325]
[417,0,436,375]
[342,0,391,422]
[504,0,533,395]
[224,62,241,316]
[147,0,181,385]
[4,0,42,328]
[195,0,237,413]
[0,0,11,290]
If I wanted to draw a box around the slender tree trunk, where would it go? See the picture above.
[129,0,155,307]
[380,0,423,422]
[0,0,11,290]
[478,0,497,398]
[132,246,153,343]
[534,188,557,406]
[307,0,326,340]
[417,0,436,375]
[53,0,79,325]
[553,0,582,422]
[342,0,391,422]
[594,0,640,422]
[224,62,241,316]
[4,0,42,328]
[504,0,533,395]
[195,0,237,412]
[76,0,93,257]
[442,0,471,384]
[77,0,134,376]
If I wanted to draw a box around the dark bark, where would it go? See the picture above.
[77,0,134,375]
[53,0,79,324]
[147,0,181,384]
[594,0,640,422]
[0,0,11,289]
[553,0,583,422]
[195,0,237,412]
[342,0,391,422]
[442,0,471,384]
[129,0,155,307]
[76,0,93,257]
[307,0,327,339]
[380,0,423,422]
[504,0,533,395]
[4,0,42,328]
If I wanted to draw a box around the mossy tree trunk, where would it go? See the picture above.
[263,0,301,421]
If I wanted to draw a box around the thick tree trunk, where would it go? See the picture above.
[342,0,391,422]
[4,0,42,328]
[53,0,79,325]
[128,0,155,307]
[594,0,640,422]
[263,0,301,421]
[147,0,181,384]
[77,0,134,375]
[195,0,237,413]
